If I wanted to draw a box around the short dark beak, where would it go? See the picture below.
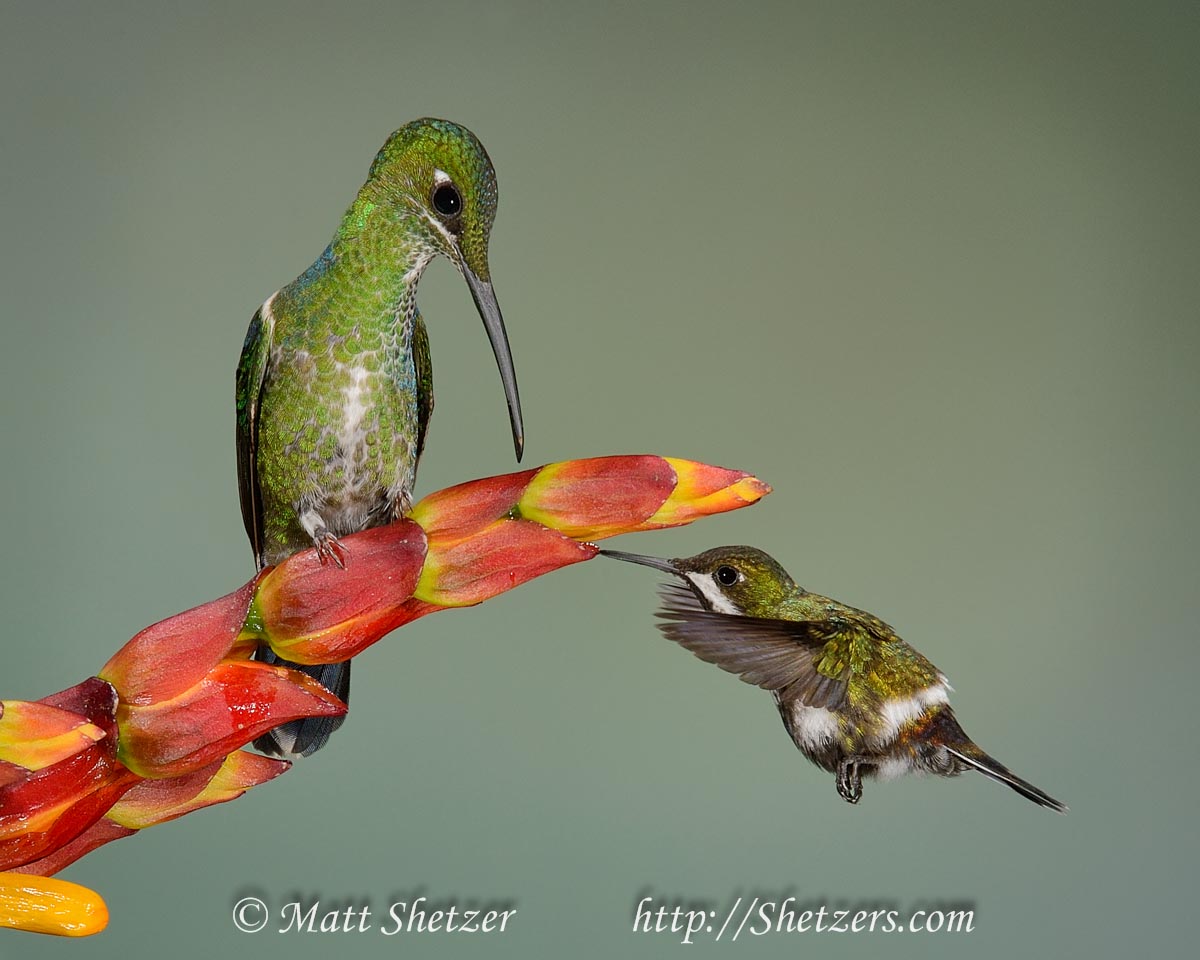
[464,267,524,461]
[598,549,681,576]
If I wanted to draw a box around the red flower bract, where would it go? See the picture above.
[98,579,264,704]
[0,455,769,913]
[415,520,597,607]
[114,661,345,779]
[247,520,429,665]
[0,680,135,872]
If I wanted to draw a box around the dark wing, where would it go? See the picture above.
[412,310,434,462]
[655,584,850,710]
[235,303,275,569]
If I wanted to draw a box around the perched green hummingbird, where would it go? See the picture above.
[602,546,1066,812]
[236,118,524,757]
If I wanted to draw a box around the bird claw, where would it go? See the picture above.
[391,490,414,519]
[313,530,350,569]
[836,758,865,805]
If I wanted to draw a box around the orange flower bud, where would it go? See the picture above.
[0,873,109,936]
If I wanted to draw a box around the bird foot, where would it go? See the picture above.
[836,757,868,805]
[391,490,414,520]
[313,530,350,569]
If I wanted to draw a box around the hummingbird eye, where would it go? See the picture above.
[432,183,462,218]
[715,565,740,587]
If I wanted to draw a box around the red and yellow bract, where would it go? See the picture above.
[0,455,768,933]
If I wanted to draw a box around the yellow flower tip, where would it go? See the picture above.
[0,701,106,772]
[644,462,772,527]
[106,751,289,830]
[0,873,108,937]
[731,475,772,503]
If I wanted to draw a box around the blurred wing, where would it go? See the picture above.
[235,302,275,568]
[655,584,849,709]
[412,310,434,462]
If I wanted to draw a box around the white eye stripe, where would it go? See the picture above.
[432,168,453,186]
[684,572,740,614]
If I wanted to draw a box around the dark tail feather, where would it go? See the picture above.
[253,644,350,758]
[946,744,1068,814]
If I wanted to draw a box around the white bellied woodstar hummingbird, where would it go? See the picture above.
[236,118,523,757]
[602,546,1066,811]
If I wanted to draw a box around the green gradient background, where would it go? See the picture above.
[2,2,1196,957]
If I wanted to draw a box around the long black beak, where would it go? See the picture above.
[464,267,524,461]
[598,549,681,575]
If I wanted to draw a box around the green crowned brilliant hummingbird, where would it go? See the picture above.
[236,118,523,757]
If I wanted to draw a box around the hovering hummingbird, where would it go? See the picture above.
[236,118,524,757]
[602,546,1066,812]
